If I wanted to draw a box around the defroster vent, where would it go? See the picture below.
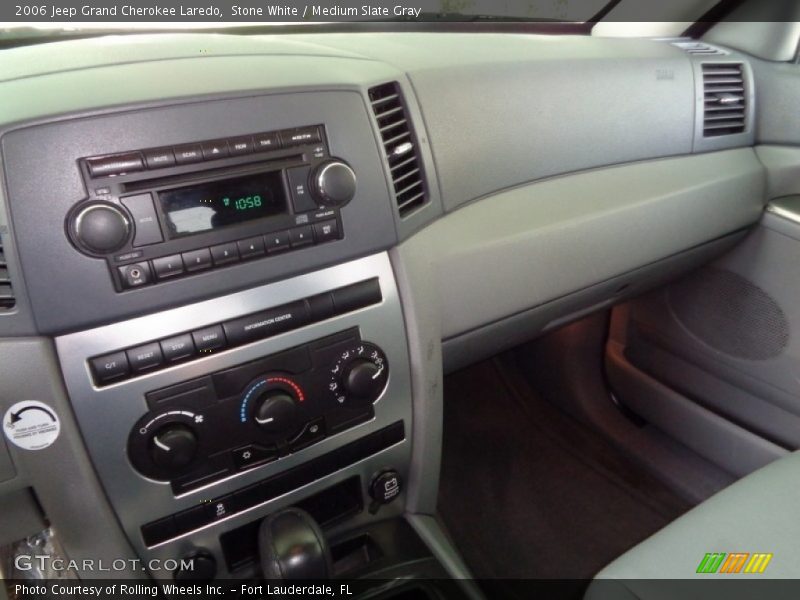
[368,82,428,218]
[0,235,15,309]
[702,63,747,137]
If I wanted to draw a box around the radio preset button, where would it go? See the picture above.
[228,136,253,155]
[143,149,176,169]
[201,140,229,160]
[191,325,226,353]
[210,242,239,266]
[237,236,265,260]
[90,351,129,383]
[253,132,281,152]
[264,230,290,254]
[313,219,339,243]
[118,262,151,289]
[126,342,164,373]
[173,144,203,165]
[289,225,314,249]
[182,248,212,272]
[152,254,185,280]
[160,333,196,363]
[121,193,163,247]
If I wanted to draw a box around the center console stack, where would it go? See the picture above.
[0,85,458,583]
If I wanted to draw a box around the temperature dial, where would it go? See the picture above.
[329,343,388,406]
[240,375,306,442]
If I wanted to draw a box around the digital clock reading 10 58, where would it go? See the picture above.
[159,171,287,238]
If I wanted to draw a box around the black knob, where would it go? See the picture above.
[311,160,356,207]
[149,424,197,472]
[259,508,331,580]
[253,391,299,435]
[344,359,387,400]
[174,550,217,583]
[70,202,130,255]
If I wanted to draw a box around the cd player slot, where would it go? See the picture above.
[121,154,305,194]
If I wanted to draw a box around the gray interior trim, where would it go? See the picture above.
[607,341,786,477]
[0,339,141,578]
[705,17,800,62]
[443,231,746,374]
[398,148,764,345]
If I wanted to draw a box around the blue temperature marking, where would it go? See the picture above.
[240,380,267,423]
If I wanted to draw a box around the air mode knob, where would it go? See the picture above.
[69,202,130,255]
[344,359,386,400]
[149,424,198,472]
[311,160,356,207]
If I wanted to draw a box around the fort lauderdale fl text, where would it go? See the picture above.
[37,3,423,18]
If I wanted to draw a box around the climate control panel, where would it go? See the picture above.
[127,329,389,494]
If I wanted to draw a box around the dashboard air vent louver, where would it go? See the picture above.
[0,236,15,310]
[702,63,746,137]
[368,82,428,218]
[672,41,726,55]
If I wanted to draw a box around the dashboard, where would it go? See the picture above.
[0,31,767,580]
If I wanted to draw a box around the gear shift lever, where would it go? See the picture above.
[259,508,332,579]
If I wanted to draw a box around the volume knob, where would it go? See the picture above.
[70,202,130,255]
[311,160,356,207]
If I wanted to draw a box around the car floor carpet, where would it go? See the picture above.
[437,356,692,582]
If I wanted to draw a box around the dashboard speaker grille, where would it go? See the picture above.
[702,63,746,137]
[368,82,428,218]
[667,267,788,361]
[0,235,15,310]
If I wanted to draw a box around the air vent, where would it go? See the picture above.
[702,63,746,137]
[0,236,14,310]
[368,82,428,218]
[672,41,726,55]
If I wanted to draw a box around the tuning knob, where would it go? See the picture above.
[311,160,356,207]
[253,391,299,436]
[149,424,198,472]
[69,202,131,255]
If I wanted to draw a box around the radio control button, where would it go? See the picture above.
[173,144,203,165]
[182,248,212,272]
[210,242,239,266]
[118,262,151,289]
[143,149,176,169]
[289,225,314,249]
[121,193,163,247]
[90,351,130,383]
[313,219,340,243]
[287,166,316,213]
[253,132,281,152]
[201,140,229,160]
[126,342,164,373]
[86,153,144,177]
[228,136,253,155]
[280,126,321,147]
[191,325,226,353]
[152,254,184,280]
[160,333,196,363]
[265,230,290,254]
[237,236,265,260]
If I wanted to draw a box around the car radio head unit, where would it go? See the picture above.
[66,124,357,292]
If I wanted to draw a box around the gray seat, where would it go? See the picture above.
[586,451,800,599]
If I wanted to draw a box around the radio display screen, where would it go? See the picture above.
[159,171,287,238]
